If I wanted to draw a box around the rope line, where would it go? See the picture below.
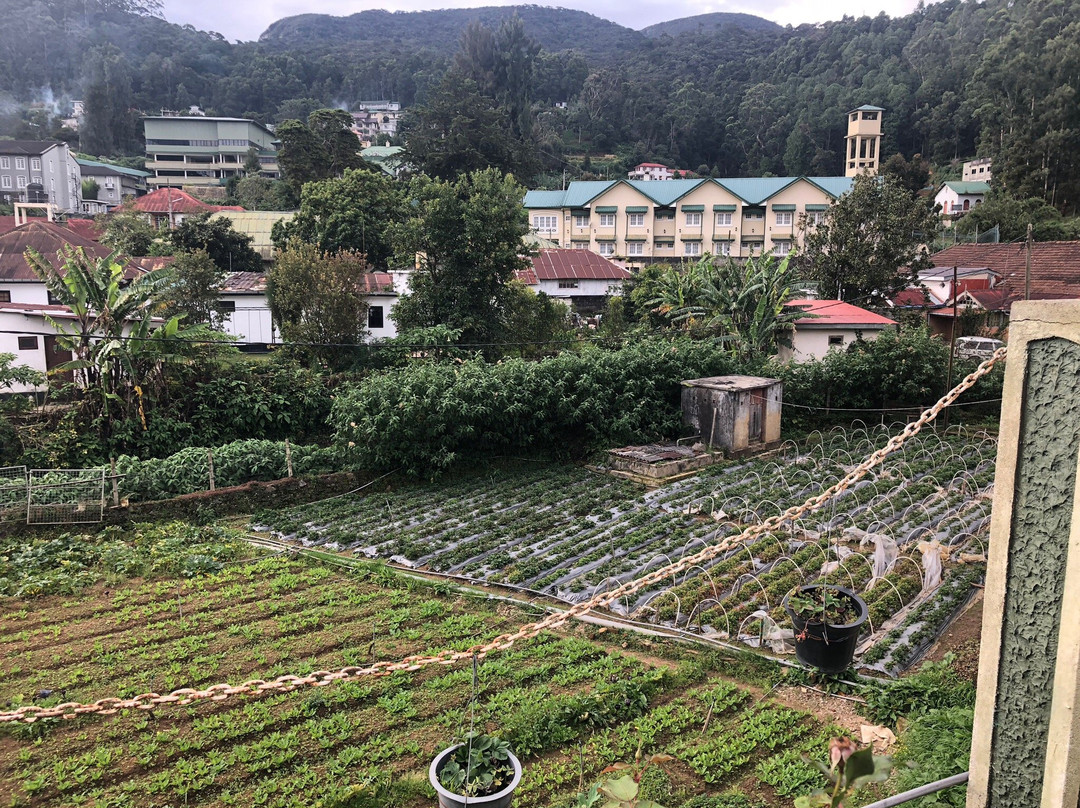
[0,346,1007,724]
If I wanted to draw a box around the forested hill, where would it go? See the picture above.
[4,0,1080,211]
[258,7,647,62]
[640,12,783,37]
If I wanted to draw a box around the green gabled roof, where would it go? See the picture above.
[853,105,885,112]
[716,177,796,204]
[625,178,705,206]
[75,158,152,179]
[562,181,618,207]
[523,189,571,209]
[942,181,991,195]
[805,176,854,198]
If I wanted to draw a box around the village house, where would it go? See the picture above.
[76,158,151,215]
[778,299,898,362]
[514,249,631,312]
[132,188,243,230]
[935,180,990,218]
[524,176,851,267]
[628,163,678,181]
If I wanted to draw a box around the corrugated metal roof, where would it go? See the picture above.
[530,249,632,281]
[0,221,145,282]
[626,178,703,205]
[523,189,570,209]
[0,140,60,156]
[134,189,221,215]
[853,105,885,112]
[221,271,268,293]
[716,177,793,204]
[209,211,294,261]
[562,181,618,208]
[931,242,1080,301]
[787,298,897,327]
[75,158,152,179]
[513,268,540,285]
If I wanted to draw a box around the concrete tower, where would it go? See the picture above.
[844,105,884,177]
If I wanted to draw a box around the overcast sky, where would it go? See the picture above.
[162,0,923,43]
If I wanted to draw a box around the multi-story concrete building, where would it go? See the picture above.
[0,140,82,214]
[143,116,279,189]
[350,102,402,146]
[76,158,150,214]
[523,176,852,266]
[962,157,992,183]
[844,105,884,177]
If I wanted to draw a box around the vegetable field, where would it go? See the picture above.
[0,554,838,808]
[258,424,992,674]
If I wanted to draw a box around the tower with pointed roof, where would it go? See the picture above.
[844,105,884,177]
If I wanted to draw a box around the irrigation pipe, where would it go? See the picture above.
[0,347,1006,724]
[859,772,969,807]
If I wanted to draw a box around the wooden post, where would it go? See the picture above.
[207,449,215,492]
[109,457,119,508]
[285,439,294,478]
[967,301,1080,808]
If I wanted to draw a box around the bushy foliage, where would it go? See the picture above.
[888,707,973,808]
[330,337,736,474]
[115,439,336,501]
[863,657,976,726]
[0,522,246,597]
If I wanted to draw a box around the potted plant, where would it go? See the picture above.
[783,584,868,673]
[429,733,522,808]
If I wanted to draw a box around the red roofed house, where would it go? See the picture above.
[778,299,898,362]
[132,188,244,229]
[0,221,155,393]
[514,248,631,312]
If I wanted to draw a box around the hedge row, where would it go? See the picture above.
[115,439,339,502]
[330,337,738,474]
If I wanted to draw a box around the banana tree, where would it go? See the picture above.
[24,245,217,433]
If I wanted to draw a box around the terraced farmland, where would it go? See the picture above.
[0,554,839,808]
[258,424,993,673]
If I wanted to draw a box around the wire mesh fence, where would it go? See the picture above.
[26,468,107,525]
[0,465,28,523]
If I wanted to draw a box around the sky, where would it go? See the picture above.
[162,0,923,43]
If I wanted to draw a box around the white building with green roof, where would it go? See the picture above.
[522,176,853,266]
[935,180,991,218]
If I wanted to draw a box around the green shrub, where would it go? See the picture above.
[115,439,337,501]
[889,707,973,807]
[679,791,763,808]
[863,657,976,726]
[330,337,737,474]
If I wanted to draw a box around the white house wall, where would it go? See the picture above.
[535,278,623,299]
[364,295,398,340]
[784,327,886,362]
[219,293,277,344]
[0,283,49,306]
[0,312,48,394]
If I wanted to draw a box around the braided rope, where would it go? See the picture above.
[0,347,1006,724]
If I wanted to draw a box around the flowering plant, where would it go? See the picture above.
[794,737,891,808]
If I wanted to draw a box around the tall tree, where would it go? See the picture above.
[802,173,939,301]
[391,168,530,346]
[953,192,1080,242]
[168,213,262,275]
[266,242,370,371]
[160,249,228,328]
[270,168,403,268]
[276,108,364,193]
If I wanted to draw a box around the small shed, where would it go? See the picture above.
[681,376,782,456]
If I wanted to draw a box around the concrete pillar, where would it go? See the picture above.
[968,300,1080,808]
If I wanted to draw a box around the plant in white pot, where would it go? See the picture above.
[429,732,522,808]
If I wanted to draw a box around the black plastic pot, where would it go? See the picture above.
[783,585,868,674]
[429,744,522,808]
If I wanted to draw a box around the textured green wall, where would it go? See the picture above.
[989,338,1080,806]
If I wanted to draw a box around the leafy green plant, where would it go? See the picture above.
[437,733,515,797]
[863,657,976,726]
[795,738,891,808]
[786,588,860,626]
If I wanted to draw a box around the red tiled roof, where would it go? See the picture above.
[787,299,898,327]
[359,272,395,293]
[530,249,632,281]
[931,242,1080,300]
[0,222,148,282]
[514,268,540,285]
[132,189,244,216]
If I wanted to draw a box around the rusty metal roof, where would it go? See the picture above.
[0,221,144,282]
[531,249,632,281]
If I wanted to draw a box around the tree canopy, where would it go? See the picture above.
[391,168,530,346]
[802,174,940,302]
[168,214,263,275]
[953,192,1080,242]
[275,108,365,193]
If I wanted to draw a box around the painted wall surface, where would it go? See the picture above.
[535,278,622,299]
[364,295,398,340]
[0,311,48,393]
[780,327,886,362]
[0,283,49,305]
[219,293,277,344]
[986,336,1080,807]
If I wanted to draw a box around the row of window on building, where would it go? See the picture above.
[565,240,792,258]
[532,209,825,232]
